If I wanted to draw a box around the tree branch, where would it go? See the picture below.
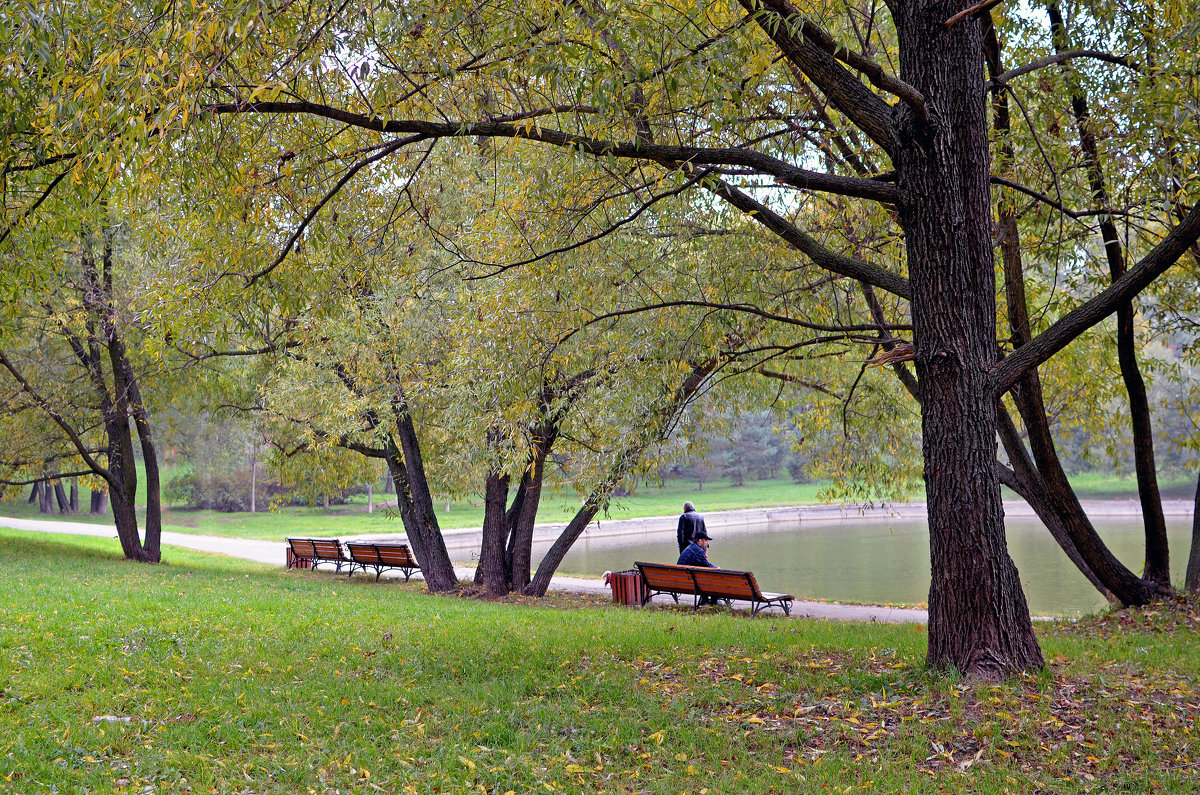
[738,0,902,154]
[992,198,1200,395]
[991,49,1137,85]
[207,101,901,203]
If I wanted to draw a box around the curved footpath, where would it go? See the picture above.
[3,498,1193,623]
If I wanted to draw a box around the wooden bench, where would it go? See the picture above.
[345,542,419,581]
[286,538,351,572]
[634,561,793,617]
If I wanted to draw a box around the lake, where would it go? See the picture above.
[538,513,1196,616]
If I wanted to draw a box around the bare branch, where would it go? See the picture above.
[992,49,1138,85]
[992,198,1200,395]
[207,101,902,203]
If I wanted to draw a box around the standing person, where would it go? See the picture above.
[676,501,707,553]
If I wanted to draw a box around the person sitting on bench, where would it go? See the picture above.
[677,528,719,605]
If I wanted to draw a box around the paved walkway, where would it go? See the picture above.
[0,514,929,623]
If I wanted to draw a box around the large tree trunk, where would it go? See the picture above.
[1047,2,1170,586]
[479,468,511,597]
[393,407,457,590]
[895,1,1041,676]
[28,481,41,504]
[383,421,457,592]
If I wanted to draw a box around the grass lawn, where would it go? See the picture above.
[1,471,1194,542]
[2,529,1199,793]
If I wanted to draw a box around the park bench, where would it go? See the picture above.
[286,537,351,572]
[345,542,420,581]
[634,561,794,617]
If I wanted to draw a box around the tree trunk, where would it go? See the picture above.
[90,487,108,515]
[38,475,54,513]
[983,16,1161,607]
[1185,468,1200,592]
[69,480,78,512]
[393,406,457,590]
[1047,2,1170,586]
[384,422,457,592]
[525,498,603,597]
[507,432,553,592]
[53,479,72,513]
[28,481,41,504]
[996,407,1112,600]
[250,444,257,513]
[895,2,1041,676]
[479,468,511,597]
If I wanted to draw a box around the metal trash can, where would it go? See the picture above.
[607,569,648,606]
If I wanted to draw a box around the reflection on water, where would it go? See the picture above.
[537,515,1194,616]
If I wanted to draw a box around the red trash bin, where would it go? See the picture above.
[606,569,648,606]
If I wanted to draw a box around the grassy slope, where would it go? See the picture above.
[5,471,1194,542]
[1,529,1198,793]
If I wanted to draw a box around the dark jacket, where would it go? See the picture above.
[676,541,714,568]
[676,510,707,552]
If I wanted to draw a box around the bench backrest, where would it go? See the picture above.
[346,542,416,567]
[689,567,761,601]
[635,562,766,601]
[287,537,344,560]
[635,562,701,594]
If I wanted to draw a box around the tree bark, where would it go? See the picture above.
[388,405,458,591]
[38,477,54,513]
[1186,468,1200,592]
[53,479,71,513]
[28,481,40,504]
[479,467,511,597]
[69,480,78,512]
[90,487,108,515]
[893,0,1041,676]
[525,498,602,597]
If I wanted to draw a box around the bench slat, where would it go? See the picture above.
[345,542,419,581]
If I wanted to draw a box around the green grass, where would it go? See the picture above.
[2,471,1194,542]
[2,528,1200,793]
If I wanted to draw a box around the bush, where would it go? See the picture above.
[167,467,274,512]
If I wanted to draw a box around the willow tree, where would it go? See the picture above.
[10,0,1200,675]
[176,0,1200,675]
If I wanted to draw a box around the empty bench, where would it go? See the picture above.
[634,561,794,617]
[345,542,419,581]
[286,537,351,572]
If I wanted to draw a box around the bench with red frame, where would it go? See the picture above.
[345,542,419,581]
[634,561,793,617]
[286,537,351,572]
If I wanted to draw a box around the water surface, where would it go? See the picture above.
[537,515,1194,616]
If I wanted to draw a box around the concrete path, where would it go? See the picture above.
[0,514,929,623]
